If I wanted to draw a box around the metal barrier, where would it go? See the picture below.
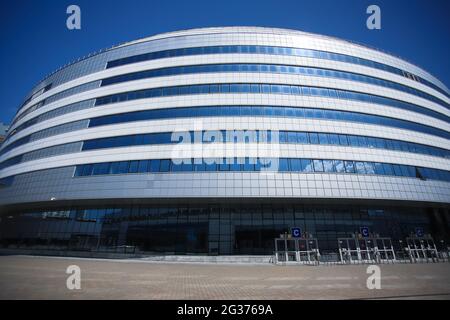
[405,235,439,263]
[338,237,396,264]
[272,233,448,266]
[274,237,320,265]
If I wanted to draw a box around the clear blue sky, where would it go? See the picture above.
[0,0,449,124]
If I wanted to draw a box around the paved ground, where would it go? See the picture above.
[0,255,449,299]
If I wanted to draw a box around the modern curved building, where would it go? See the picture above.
[0,27,449,255]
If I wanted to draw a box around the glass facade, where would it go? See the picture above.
[105,44,450,99]
[90,105,450,139]
[0,203,440,255]
[100,63,447,109]
[72,157,450,183]
[2,129,449,171]
[94,83,449,123]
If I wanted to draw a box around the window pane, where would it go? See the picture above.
[323,160,335,172]
[313,160,324,172]
[338,135,348,146]
[373,162,385,175]
[309,133,319,144]
[301,159,313,172]
[74,166,84,177]
[138,160,148,173]
[128,161,139,173]
[364,162,375,174]
[290,159,301,171]
[150,159,161,172]
[355,161,366,174]
[334,160,345,173]
[318,133,329,144]
[118,161,129,173]
[297,132,308,144]
[344,161,355,173]
[160,159,170,172]
[393,164,403,176]
[279,158,290,171]
[383,163,394,175]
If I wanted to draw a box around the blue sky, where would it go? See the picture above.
[0,0,449,124]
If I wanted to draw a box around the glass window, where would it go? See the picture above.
[355,162,366,174]
[334,160,345,173]
[313,159,324,172]
[209,85,219,93]
[301,159,313,172]
[318,133,329,144]
[344,161,355,173]
[280,85,291,94]
[110,162,121,174]
[229,84,240,93]
[138,160,148,173]
[92,163,110,175]
[356,136,367,147]
[291,86,300,95]
[279,158,290,171]
[279,131,288,143]
[74,166,84,177]
[181,160,193,171]
[219,161,229,171]
[271,85,281,93]
[309,133,319,144]
[338,134,348,146]
[297,132,308,144]
[128,161,139,173]
[375,138,386,149]
[243,158,255,171]
[392,141,402,150]
[220,84,229,93]
[204,159,217,171]
[229,158,241,171]
[364,162,375,174]
[328,134,339,145]
[310,88,320,96]
[373,162,385,175]
[290,159,301,171]
[302,87,311,96]
[393,164,403,176]
[406,166,416,177]
[383,163,394,175]
[240,84,251,93]
[171,161,182,172]
[366,137,377,148]
[149,159,161,172]
[82,164,93,176]
[261,84,271,93]
[400,165,410,177]
[287,131,298,143]
[348,136,359,146]
[117,161,129,174]
[159,159,170,172]
[251,84,260,93]
[323,160,335,172]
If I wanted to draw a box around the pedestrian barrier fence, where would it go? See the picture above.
[274,237,320,265]
[404,235,440,263]
[338,237,396,264]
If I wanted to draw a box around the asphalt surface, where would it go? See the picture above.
[0,255,449,299]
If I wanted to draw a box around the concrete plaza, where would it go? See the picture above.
[0,255,449,300]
